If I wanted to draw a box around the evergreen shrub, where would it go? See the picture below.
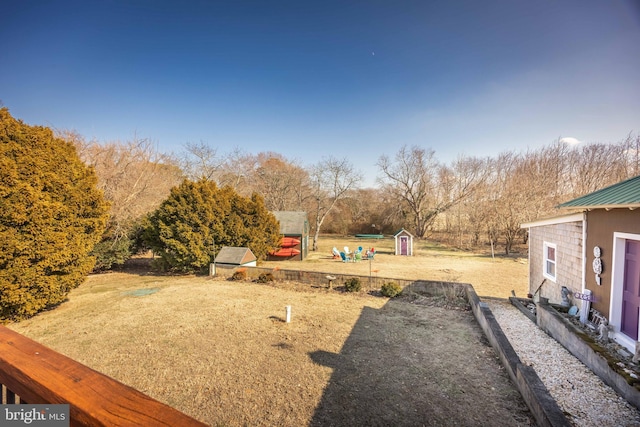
[257,272,275,283]
[381,282,403,298]
[344,277,362,292]
[0,108,109,321]
[231,270,247,281]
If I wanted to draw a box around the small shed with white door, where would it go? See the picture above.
[394,228,414,256]
[214,247,257,267]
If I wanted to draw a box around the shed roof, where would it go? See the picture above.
[214,247,256,265]
[558,175,640,210]
[393,228,414,237]
[273,211,308,235]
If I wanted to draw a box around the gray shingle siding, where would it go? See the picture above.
[529,220,583,305]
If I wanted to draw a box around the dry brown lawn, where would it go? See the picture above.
[262,235,529,298]
[8,236,534,426]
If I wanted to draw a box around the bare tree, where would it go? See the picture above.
[252,153,311,211]
[377,146,439,238]
[484,150,553,254]
[377,146,485,238]
[72,137,182,239]
[60,133,183,268]
[622,133,640,177]
[444,155,490,246]
[180,141,224,181]
[217,148,257,194]
[308,157,359,251]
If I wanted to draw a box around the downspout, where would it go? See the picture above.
[580,211,588,323]
[526,227,532,298]
[581,211,587,293]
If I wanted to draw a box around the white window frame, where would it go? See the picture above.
[543,241,557,282]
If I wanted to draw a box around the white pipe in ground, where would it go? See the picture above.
[285,305,291,323]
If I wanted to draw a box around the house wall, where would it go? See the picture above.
[585,209,640,317]
[528,220,583,305]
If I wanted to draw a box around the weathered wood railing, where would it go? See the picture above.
[0,326,207,426]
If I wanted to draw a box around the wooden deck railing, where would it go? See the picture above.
[0,326,208,426]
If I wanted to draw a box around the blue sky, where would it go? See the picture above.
[2,1,639,187]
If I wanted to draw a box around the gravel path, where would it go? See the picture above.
[486,299,640,427]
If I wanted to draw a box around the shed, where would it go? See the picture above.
[521,174,640,353]
[269,211,309,261]
[214,247,257,267]
[393,228,414,256]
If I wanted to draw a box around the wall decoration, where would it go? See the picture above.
[593,246,602,285]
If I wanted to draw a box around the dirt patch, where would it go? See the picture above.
[10,273,534,426]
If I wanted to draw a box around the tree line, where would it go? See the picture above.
[2,106,638,320]
[72,131,640,259]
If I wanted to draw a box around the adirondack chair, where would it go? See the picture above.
[366,248,375,260]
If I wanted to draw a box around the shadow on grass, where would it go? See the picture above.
[310,305,425,426]
[308,281,533,427]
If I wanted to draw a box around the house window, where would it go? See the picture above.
[543,242,557,281]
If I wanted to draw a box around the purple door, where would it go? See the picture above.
[400,236,408,255]
[621,240,640,340]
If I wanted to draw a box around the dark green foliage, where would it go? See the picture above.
[0,108,109,321]
[257,272,275,283]
[344,277,362,292]
[381,281,403,298]
[231,270,247,281]
[92,229,133,272]
[144,179,280,273]
[92,218,151,272]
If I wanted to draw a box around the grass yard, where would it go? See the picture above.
[8,236,534,425]
[261,235,529,298]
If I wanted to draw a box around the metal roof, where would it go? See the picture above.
[272,211,308,235]
[557,175,640,210]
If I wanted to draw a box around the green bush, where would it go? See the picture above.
[92,233,133,272]
[143,179,281,273]
[0,108,109,321]
[381,282,403,298]
[344,277,362,293]
[231,270,247,281]
[257,272,275,283]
